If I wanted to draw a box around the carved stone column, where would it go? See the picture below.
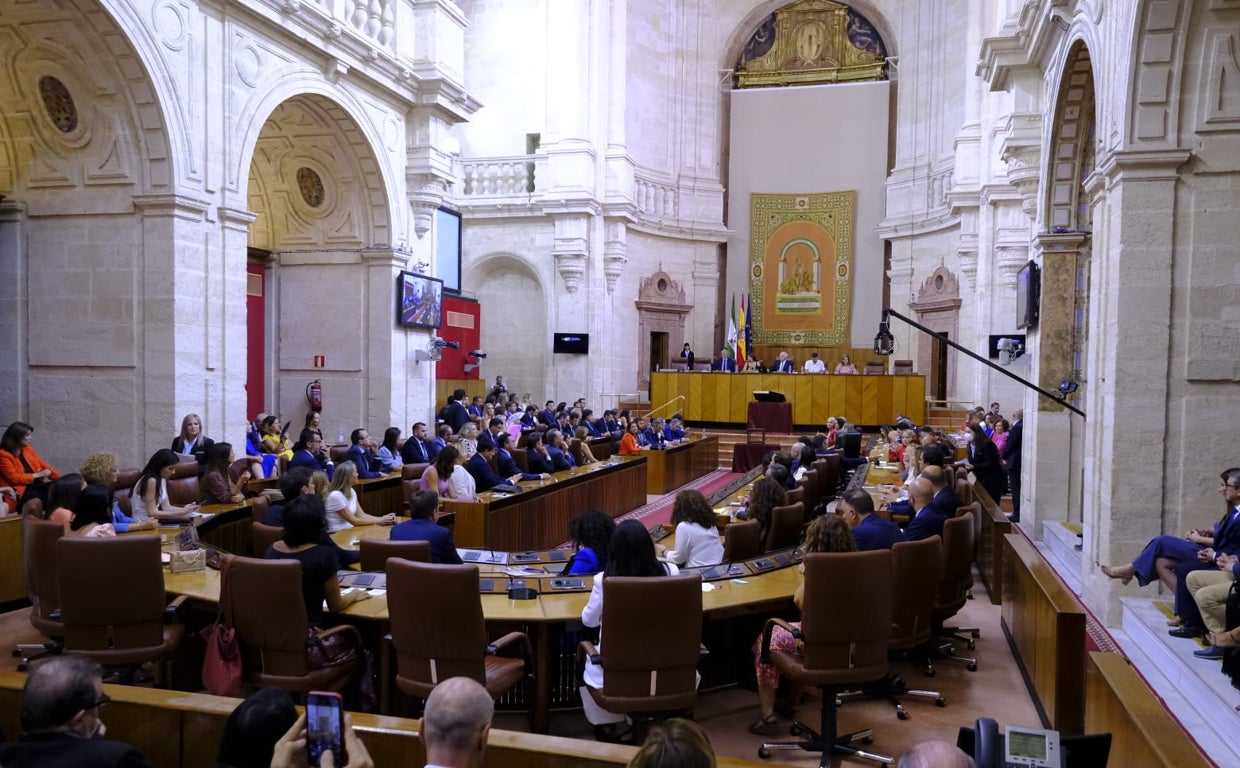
[998,112,1043,221]
[552,212,591,293]
[602,219,627,294]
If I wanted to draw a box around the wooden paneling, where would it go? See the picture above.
[652,372,925,427]
[0,516,26,603]
[1084,652,1213,768]
[973,482,1011,605]
[434,378,489,407]
[1002,533,1086,735]
[645,437,718,494]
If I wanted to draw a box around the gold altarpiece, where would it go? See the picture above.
[735,0,886,89]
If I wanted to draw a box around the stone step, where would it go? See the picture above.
[1115,596,1240,763]
[1040,521,1085,597]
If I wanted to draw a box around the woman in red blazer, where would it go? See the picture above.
[0,421,61,507]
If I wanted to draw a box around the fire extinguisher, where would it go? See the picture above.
[306,379,323,412]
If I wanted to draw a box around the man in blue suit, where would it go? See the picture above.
[344,428,383,478]
[714,348,736,372]
[642,418,667,449]
[840,489,904,551]
[288,428,334,480]
[390,490,463,564]
[544,429,576,472]
[496,433,547,481]
[465,443,521,492]
[525,432,555,475]
[400,421,432,464]
[903,477,949,542]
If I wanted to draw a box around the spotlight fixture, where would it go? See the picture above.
[469,350,487,359]
[873,312,895,356]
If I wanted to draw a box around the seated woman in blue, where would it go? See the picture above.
[565,509,616,576]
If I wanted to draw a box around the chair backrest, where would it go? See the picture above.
[24,516,63,635]
[935,514,975,618]
[722,519,762,563]
[359,539,431,571]
[597,573,703,705]
[764,501,805,551]
[798,468,819,514]
[955,477,973,506]
[165,460,200,506]
[890,536,942,649]
[892,359,914,375]
[511,448,529,473]
[251,521,284,558]
[784,486,805,507]
[958,501,982,564]
[113,468,142,516]
[56,536,168,652]
[329,446,350,464]
[863,361,886,375]
[227,556,311,677]
[386,560,491,693]
[813,456,840,498]
[569,438,589,466]
[227,459,252,484]
[401,462,430,504]
[798,551,892,683]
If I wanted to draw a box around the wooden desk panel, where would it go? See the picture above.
[645,436,717,494]
[651,372,925,426]
[353,473,404,517]
[443,458,647,551]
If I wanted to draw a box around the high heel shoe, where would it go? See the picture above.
[1098,563,1135,585]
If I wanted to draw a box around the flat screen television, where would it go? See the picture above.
[553,333,589,354]
[1016,261,1040,330]
[397,271,443,330]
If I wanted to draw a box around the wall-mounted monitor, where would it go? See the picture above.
[1016,261,1040,330]
[553,333,589,354]
[435,207,461,293]
[397,271,443,330]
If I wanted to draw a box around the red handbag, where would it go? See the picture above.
[201,555,242,696]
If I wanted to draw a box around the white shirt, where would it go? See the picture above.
[129,480,167,522]
[324,489,359,533]
[449,464,476,501]
[803,358,826,373]
[664,522,724,568]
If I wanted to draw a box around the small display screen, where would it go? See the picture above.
[1008,731,1047,759]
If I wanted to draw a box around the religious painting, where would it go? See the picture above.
[749,191,854,346]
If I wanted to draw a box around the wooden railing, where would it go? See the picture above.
[0,673,769,768]
[972,482,1011,605]
[1002,532,1086,735]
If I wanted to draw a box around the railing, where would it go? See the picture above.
[633,173,678,219]
[645,395,686,421]
[460,156,538,197]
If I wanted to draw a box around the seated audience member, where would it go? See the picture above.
[802,352,826,374]
[171,413,214,472]
[474,417,501,451]
[823,417,840,449]
[44,474,86,531]
[898,739,976,768]
[713,349,736,372]
[657,490,724,568]
[0,656,153,768]
[429,424,452,461]
[465,442,522,492]
[304,410,323,434]
[0,421,61,509]
[71,485,121,539]
[466,395,485,427]
[571,426,599,466]
[921,442,946,468]
[456,422,480,462]
[544,429,577,472]
[581,409,606,438]
[581,520,683,736]
[288,429,335,480]
[642,418,668,449]
[129,448,198,522]
[834,354,858,375]
[324,460,395,533]
[215,688,298,768]
[770,350,795,373]
[375,427,404,473]
[344,428,382,479]
[749,514,858,734]
[519,405,540,434]
[923,465,963,512]
[787,442,808,481]
[422,445,474,502]
[525,432,556,474]
[739,476,787,545]
[1186,553,1240,659]
[627,718,717,768]
[0,485,15,516]
[495,433,546,481]
[840,488,904,551]
[565,509,617,576]
[539,400,558,427]
[201,442,250,505]
[391,489,463,564]
[259,416,294,462]
[400,422,432,464]
[616,409,633,432]
[902,477,947,542]
[419,676,494,768]
[618,421,646,456]
[270,711,373,768]
[265,494,370,624]
[260,467,314,527]
[663,416,687,442]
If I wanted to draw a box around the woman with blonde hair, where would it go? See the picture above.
[171,413,213,470]
[323,460,396,533]
[80,452,157,532]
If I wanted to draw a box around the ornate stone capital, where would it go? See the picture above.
[407,173,449,239]
[553,213,591,293]
[602,220,627,294]
[994,244,1029,286]
[1001,145,1041,220]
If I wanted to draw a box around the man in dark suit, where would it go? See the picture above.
[400,421,432,464]
[525,432,555,475]
[771,350,795,373]
[496,433,547,481]
[642,418,667,449]
[1002,409,1023,522]
[288,429,334,480]
[714,349,736,372]
[544,429,577,472]
[0,656,153,768]
[477,417,505,452]
[922,465,963,514]
[465,443,521,492]
[903,477,949,542]
[344,428,383,478]
[840,489,904,551]
[539,400,558,427]
[390,490,463,564]
[444,389,471,433]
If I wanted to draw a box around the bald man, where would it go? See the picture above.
[421,677,494,768]
[903,476,949,542]
[921,465,963,514]
[898,739,976,768]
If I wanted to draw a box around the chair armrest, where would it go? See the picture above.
[164,595,188,617]
[315,624,362,645]
[759,617,802,664]
[486,631,532,665]
[578,639,600,666]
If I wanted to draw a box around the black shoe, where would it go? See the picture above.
[1169,626,1205,639]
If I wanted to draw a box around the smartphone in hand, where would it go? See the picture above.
[306,691,347,767]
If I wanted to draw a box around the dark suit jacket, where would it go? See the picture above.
[0,733,153,768]
[540,409,557,426]
[933,486,964,514]
[498,449,540,480]
[641,428,665,448]
[527,448,555,475]
[390,518,462,564]
[546,444,576,472]
[714,357,736,372]
[170,435,214,470]
[465,452,507,491]
[445,401,471,433]
[400,437,431,464]
[771,358,795,373]
[903,505,949,542]
[1001,419,1023,471]
[289,449,334,480]
[853,513,905,551]
[344,445,382,478]
[1212,506,1240,556]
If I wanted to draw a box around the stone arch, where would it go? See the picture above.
[720,0,898,72]
[1044,40,1097,232]
[466,253,550,398]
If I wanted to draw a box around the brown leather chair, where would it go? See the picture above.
[226,556,360,693]
[757,550,893,763]
[764,501,804,552]
[892,359,914,375]
[954,477,973,507]
[113,468,142,517]
[813,455,841,497]
[933,515,979,670]
[401,463,430,505]
[876,536,946,716]
[251,521,284,557]
[359,539,431,572]
[55,536,185,683]
[798,468,820,514]
[722,519,762,563]
[14,517,64,670]
[385,560,531,714]
[510,448,530,473]
[863,360,886,375]
[578,572,704,739]
[165,460,201,507]
[785,486,805,507]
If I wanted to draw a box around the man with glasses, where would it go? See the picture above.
[289,428,335,480]
[0,656,152,767]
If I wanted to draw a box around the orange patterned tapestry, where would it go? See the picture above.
[749,191,854,345]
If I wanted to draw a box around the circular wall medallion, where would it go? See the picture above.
[935,274,945,290]
[39,76,78,133]
[297,167,325,208]
[656,278,668,292]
